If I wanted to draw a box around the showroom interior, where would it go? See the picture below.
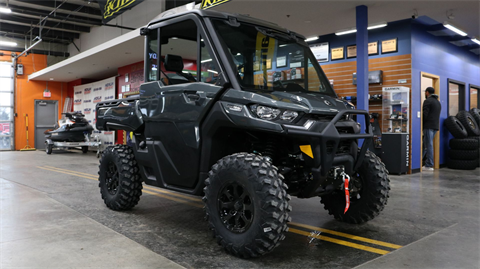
[0,0,479,268]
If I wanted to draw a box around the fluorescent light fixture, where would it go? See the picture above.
[443,21,468,36]
[472,37,480,45]
[367,22,387,30]
[336,29,357,36]
[279,44,288,47]
[0,7,11,13]
[201,59,212,63]
[207,69,218,74]
[305,36,319,42]
[336,22,388,35]
[0,41,17,47]
[236,53,241,56]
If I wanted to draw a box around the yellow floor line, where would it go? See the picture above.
[43,166,203,202]
[143,190,203,208]
[288,228,390,255]
[38,165,400,255]
[289,222,402,249]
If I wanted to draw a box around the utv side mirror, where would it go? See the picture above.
[140,27,150,36]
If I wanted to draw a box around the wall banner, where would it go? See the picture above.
[73,77,116,147]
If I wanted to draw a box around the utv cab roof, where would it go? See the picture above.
[146,7,305,40]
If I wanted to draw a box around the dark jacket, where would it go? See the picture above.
[423,94,441,130]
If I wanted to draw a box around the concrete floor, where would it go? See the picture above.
[0,150,479,268]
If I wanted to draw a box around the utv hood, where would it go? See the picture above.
[222,89,349,114]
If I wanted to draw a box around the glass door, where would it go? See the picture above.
[0,62,14,150]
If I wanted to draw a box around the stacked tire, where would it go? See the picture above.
[445,109,480,170]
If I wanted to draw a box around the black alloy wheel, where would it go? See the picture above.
[218,182,254,234]
[106,163,119,195]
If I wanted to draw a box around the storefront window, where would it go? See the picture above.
[471,87,478,109]
[448,80,465,116]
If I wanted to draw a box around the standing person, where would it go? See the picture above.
[423,87,441,171]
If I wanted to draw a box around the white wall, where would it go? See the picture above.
[68,0,166,57]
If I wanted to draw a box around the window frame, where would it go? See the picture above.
[447,78,466,116]
[470,84,480,109]
[145,14,226,86]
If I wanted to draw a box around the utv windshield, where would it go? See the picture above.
[212,19,336,97]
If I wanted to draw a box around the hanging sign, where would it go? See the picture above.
[97,0,145,23]
[201,0,232,10]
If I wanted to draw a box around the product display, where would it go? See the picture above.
[382,86,410,133]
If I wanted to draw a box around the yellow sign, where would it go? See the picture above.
[103,0,137,19]
[255,32,275,84]
[201,0,232,10]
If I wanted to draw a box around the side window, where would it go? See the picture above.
[200,35,220,84]
[146,29,158,82]
[159,20,198,86]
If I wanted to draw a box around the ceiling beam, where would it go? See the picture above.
[0,17,90,34]
[7,0,103,20]
[9,11,100,28]
[0,22,79,39]
[0,46,70,57]
[15,0,101,15]
[0,31,71,45]
[0,19,84,34]
[8,5,103,25]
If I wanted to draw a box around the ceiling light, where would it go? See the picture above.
[367,22,387,30]
[279,44,288,47]
[336,22,388,36]
[472,37,480,45]
[0,7,11,13]
[305,36,319,42]
[207,69,218,74]
[336,28,357,36]
[443,21,468,36]
[201,59,212,63]
[0,41,17,47]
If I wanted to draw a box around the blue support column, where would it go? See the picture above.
[356,5,369,138]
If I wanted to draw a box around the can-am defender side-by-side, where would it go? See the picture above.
[95,8,390,258]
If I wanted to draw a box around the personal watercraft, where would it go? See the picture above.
[44,112,94,142]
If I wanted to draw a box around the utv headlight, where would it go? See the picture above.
[280,110,298,121]
[250,105,299,122]
[252,105,280,120]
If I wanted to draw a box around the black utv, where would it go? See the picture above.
[95,7,390,258]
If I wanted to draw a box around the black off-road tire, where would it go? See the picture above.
[447,159,478,170]
[449,138,479,150]
[321,151,390,224]
[448,149,479,160]
[468,136,480,148]
[46,144,53,154]
[456,111,480,136]
[445,116,468,139]
[82,146,88,153]
[203,153,291,258]
[470,108,480,126]
[98,145,142,210]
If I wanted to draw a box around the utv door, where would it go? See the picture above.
[139,15,225,190]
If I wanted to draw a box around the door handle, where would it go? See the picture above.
[184,91,207,106]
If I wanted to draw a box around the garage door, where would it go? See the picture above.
[0,62,14,150]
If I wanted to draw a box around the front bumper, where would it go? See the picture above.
[283,110,373,198]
